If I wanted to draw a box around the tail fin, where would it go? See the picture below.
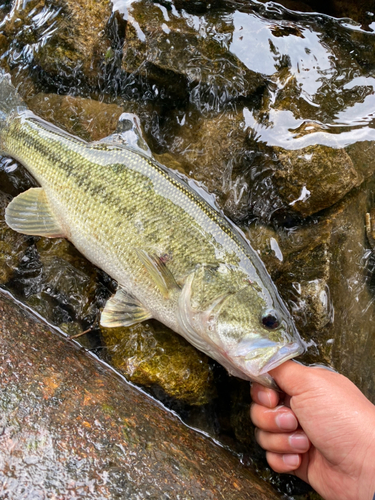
[0,72,26,151]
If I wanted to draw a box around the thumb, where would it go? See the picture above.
[269,360,318,396]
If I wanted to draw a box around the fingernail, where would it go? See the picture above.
[289,432,309,451]
[275,412,298,431]
[257,389,272,407]
[283,454,300,467]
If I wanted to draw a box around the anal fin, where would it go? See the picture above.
[5,187,66,238]
[100,288,152,328]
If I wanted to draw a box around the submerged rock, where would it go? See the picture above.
[1,0,114,89]
[273,145,362,217]
[26,93,124,141]
[21,237,108,338]
[101,320,216,406]
[122,0,265,109]
[155,109,285,223]
[0,290,281,500]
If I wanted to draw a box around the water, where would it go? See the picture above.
[1,0,375,497]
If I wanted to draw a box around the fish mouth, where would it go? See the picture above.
[258,341,305,375]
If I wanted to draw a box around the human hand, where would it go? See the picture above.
[250,360,375,500]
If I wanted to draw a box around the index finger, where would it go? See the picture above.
[251,382,281,408]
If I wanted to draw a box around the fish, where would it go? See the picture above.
[0,73,305,388]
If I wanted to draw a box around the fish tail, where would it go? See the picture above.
[0,72,26,149]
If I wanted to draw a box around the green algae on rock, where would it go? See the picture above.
[101,320,216,405]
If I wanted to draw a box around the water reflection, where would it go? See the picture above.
[226,6,375,148]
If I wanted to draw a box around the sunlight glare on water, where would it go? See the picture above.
[227,7,375,149]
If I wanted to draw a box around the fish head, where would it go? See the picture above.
[198,284,305,386]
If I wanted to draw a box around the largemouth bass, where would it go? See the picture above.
[0,74,304,387]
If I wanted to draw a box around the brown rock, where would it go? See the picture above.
[273,144,362,217]
[0,289,281,500]
[2,0,114,86]
[122,0,265,106]
[26,93,124,141]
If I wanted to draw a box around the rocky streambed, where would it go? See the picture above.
[1,0,375,497]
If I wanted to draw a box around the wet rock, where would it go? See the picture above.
[345,140,375,180]
[1,0,114,89]
[26,93,124,141]
[22,237,108,331]
[155,110,251,219]
[122,0,265,109]
[0,290,282,500]
[273,144,362,217]
[155,109,284,222]
[0,191,29,284]
[101,320,216,406]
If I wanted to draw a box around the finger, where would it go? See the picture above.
[265,451,301,474]
[250,403,298,432]
[255,429,310,454]
[250,382,280,408]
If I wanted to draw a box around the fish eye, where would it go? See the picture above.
[261,309,280,330]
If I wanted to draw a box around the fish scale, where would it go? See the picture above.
[0,76,305,387]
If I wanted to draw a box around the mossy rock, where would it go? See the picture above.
[101,320,216,405]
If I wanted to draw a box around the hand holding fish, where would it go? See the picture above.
[250,360,375,500]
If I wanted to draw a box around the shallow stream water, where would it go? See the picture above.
[1,0,375,497]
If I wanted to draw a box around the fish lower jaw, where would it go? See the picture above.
[216,353,279,389]
[257,341,305,375]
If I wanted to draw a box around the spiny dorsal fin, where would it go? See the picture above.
[100,287,152,328]
[95,113,153,158]
[136,249,180,298]
[5,187,66,238]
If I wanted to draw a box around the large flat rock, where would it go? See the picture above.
[0,289,281,500]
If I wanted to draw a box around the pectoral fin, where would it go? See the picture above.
[100,288,152,328]
[136,249,180,298]
[5,187,66,238]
